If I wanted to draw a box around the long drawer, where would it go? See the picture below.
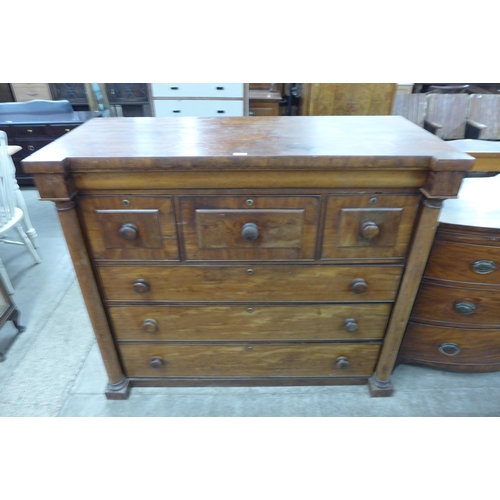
[98,264,403,302]
[411,280,500,327]
[154,99,244,117]
[118,343,382,378]
[151,83,244,98]
[424,240,500,285]
[109,303,392,341]
[400,322,500,368]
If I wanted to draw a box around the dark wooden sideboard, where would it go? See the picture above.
[0,111,96,185]
[22,116,474,399]
[398,173,500,372]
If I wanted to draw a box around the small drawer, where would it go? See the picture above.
[11,125,48,137]
[14,139,52,157]
[117,343,381,378]
[10,83,52,102]
[78,195,179,260]
[425,240,500,285]
[98,264,403,302]
[109,303,392,341]
[154,99,244,117]
[151,83,244,98]
[399,322,500,369]
[179,195,320,260]
[48,124,79,137]
[411,280,500,327]
[321,194,420,260]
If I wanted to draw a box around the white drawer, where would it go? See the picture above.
[151,83,244,98]
[154,99,244,117]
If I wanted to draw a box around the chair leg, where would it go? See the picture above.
[14,185,39,249]
[15,225,42,264]
[0,257,15,295]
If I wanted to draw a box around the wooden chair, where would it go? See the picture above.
[0,131,41,294]
[392,94,427,127]
[465,94,500,140]
[424,94,469,140]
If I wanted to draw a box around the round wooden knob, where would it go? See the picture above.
[119,223,138,241]
[142,318,158,333]
[150,356,165,369]
[350,278,368,294]
[360,221,380,239]
[344,318,358,333]
[133,279,150,294]
[242,223,259,241]
[335,356,350,370]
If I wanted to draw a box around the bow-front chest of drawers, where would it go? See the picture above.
[22,116,474,399]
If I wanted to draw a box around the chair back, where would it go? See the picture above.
[425,94,469,139]
[467,95,500,140]
[392,94,427,127]
[0,131,17,226]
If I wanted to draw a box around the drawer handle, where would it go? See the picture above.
[343,318,358,333]
[133,279,150,294]
[472,260,496,275]
[454,301,476,315]
[142,318,158,333]
[241,223,259,241]
[119,223,139,241]
[335,356,350,370]
[27,129,33,133]
[217,110,226,114]
[27,145,35,151]
[150,356,165,369]
[216,86,225,90]
[173,110,181,113]
[170,86,179,90]
[65,128,71,132]
[360,221,380,239]
[439,343,460,356]
[350,278,368,294]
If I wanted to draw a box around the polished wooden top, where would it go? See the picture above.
[451,139,500,172]
[22,116,474,174]
[439,174,500,229]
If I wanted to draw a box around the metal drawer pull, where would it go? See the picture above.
[173,110,181,113]
[27,129,33,133]
[119,223,138,241]
[472,260,496,274]
[242,223,259,241]
[170,86,179,90]
[133,279,150,294]
[454,301,476,315]
[27,145,35,151]
[150,356,165,369]
[343,318,358,333]
[335,356,350,370]
[439,343,460,356]
[217,110,225,113]
[350,278,368,294]
[216,86,224,90]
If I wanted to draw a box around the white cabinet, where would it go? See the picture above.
[151,83,248,117]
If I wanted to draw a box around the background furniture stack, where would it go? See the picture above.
[150,84,248,117]
[299,83,397,116]
[248,84,283,116]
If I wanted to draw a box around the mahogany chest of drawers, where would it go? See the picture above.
[22,116,474,399]
[398,174,500,372]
